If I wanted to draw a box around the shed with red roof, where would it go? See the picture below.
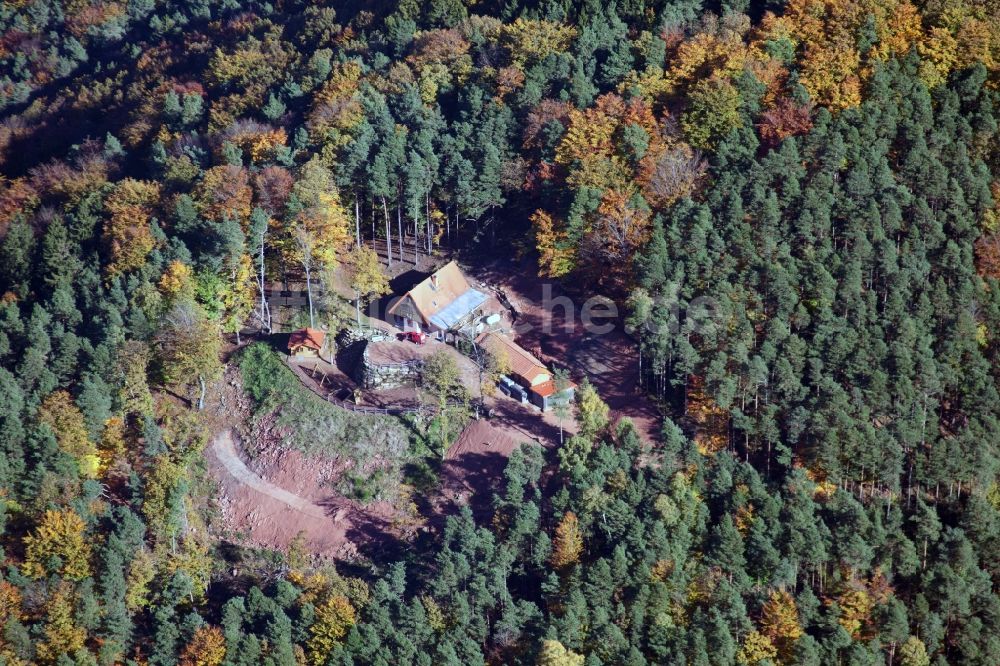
[288,328,326,358]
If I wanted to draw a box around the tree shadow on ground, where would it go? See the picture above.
[438,450,513,520]
[486,401,561,447]
[326,501,410,563]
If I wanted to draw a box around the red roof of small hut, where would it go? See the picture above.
[288,328,325,351]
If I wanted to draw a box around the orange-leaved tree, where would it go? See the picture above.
[760,589,803,662]
[179,625,226,666]
[103,179,161,277]
[773,0,923,110]
[578,189,652,290]
[550,511,584,570]
[195,164,252,228]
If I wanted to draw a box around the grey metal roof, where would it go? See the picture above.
[428,288,487,330]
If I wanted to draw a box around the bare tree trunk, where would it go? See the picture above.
[198,375,206,411]
[414,215,420,264]
[304,265,315,328]
[354,194,361,248]
[257,231,269,333]
[397,202,405,265]
[382,196,393,267]
[426,192,432,254]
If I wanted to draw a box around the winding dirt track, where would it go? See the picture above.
[211,430,330,520]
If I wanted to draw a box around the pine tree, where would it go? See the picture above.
[707,515,746,585]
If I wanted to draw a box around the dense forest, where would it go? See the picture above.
[1,0,1000,664]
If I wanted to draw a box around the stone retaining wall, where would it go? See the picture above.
[354,344,423,389]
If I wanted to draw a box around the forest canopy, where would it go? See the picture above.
[0,0,999,664]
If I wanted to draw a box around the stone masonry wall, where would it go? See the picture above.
[355,344,423,390]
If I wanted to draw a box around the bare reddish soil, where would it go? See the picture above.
[205,257,660,560]
[204,367,422,561]
[208,433,417,561]
[438,419,522,515]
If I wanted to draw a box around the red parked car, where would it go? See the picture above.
[398,331,427,344]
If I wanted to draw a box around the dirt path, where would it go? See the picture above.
[211,431,329,520]
[208,430,354,558]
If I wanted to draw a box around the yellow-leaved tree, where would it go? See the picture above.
[536,639,585,666]
[532,209,575,278]
[159,260,195,303]
[837,581,875,638]
[347,245,389,325]
[37,390,100,477]
[141,454,185,542]
[307,595,356,666]
[35,583,86,665]
[287,158,351,328]
[23,509,92,580]
[221,253,256,344]
[309,61,365,149]
[575,380,610,443]
[775,0,923,110]
[759,589,803,662]
[898,635,931,666]
[155,301,223,410]
[291,159,351,266]
[737,630,778,665]
[116,340,155,418]
[501,18,578,67]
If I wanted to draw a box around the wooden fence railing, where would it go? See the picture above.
[324,395,425,416]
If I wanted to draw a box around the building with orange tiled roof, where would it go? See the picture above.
[477,332,575,411]
[288,328,326,358]
[478,332,550,386]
